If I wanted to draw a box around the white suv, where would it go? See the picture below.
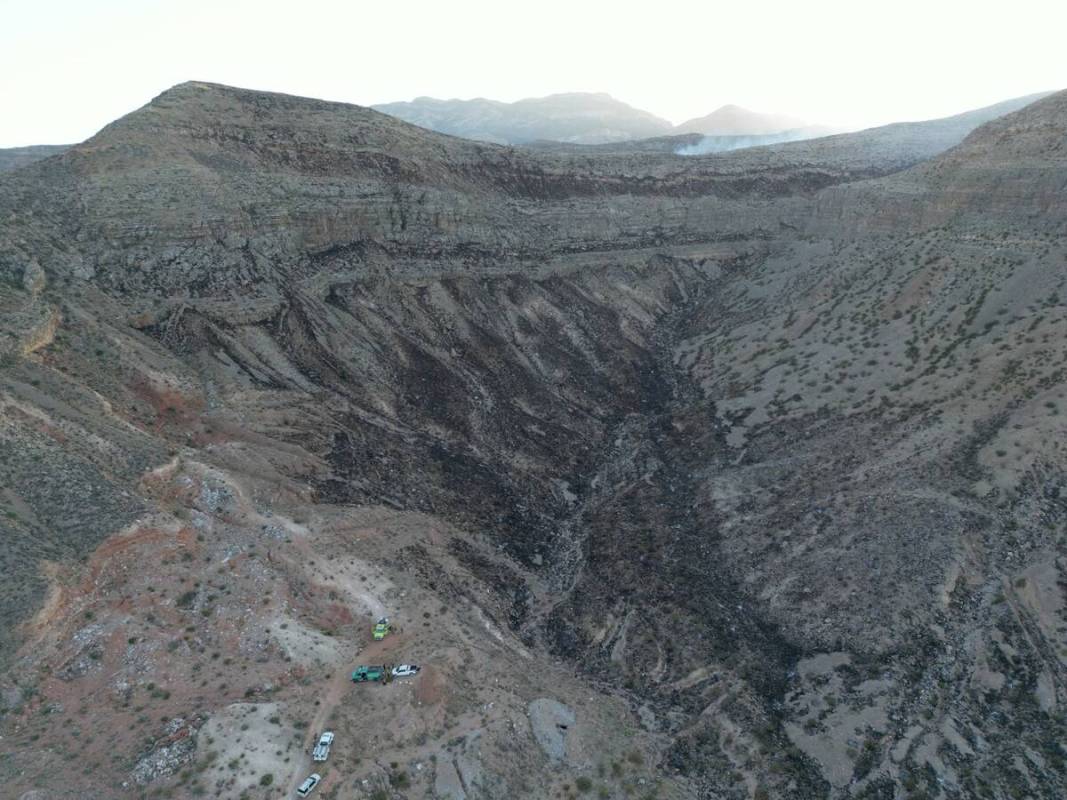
[296,773,321,797]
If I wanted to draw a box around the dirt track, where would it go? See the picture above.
[284,633,408,796]
[284,664,351,796]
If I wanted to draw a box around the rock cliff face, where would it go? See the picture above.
[1,82,1066,799]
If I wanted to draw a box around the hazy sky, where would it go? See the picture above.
[2,0,1066,147]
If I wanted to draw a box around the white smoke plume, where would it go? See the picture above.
[675,126,836,156]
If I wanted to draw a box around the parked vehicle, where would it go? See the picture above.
[311,731,334,762]
[352,665,386,682]
[296,773,321,797]
[391,664,421,677]
[372,617,391,640]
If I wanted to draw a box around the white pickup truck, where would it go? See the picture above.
[311,731,334,762]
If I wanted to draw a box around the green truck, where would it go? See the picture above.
[372,617,392,641]
[351,665,386,682]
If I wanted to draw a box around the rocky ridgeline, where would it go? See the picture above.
[3,83,1044,297]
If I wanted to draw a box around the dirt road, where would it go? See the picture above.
[283,633,407,796]
[284,664,353,797]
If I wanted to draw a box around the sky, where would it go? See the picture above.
[2,0,1066,147]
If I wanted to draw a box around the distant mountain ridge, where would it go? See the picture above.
[522,92,1053,160]
[674,103,809,135]
[372,92,674,145]
[0,144,70,173]
[373,92,836,146]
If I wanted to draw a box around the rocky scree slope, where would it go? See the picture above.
[1,82,1067,799]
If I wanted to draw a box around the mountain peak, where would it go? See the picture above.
[675,104,809,136]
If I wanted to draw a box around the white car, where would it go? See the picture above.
[391,664,421,677]
[296,773,321,797]
[311,731,334,762]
